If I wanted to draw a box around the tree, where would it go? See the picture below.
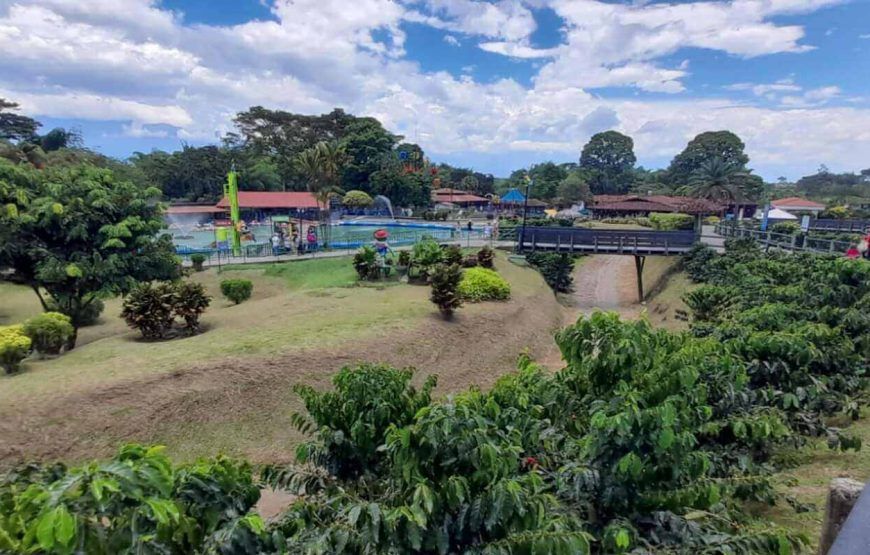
[339,118,400,189]
[557,172,592,206]
[528,162,566,201]
[668,131,750,186]
[683,158,748,203]
[342,190,373,208]
[579,130,637,194]
[296,142,347,246]
[0,98,40,142]
[0,161,179,348]
[39,127,82,152]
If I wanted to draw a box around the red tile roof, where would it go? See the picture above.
[166,204,225,214]
[592,195,721,215]
[433,193,489,203]
[216,191,320,209]
[771,197,825,209]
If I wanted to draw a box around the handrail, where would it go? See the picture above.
[714,223,853,255]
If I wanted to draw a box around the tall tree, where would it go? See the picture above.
[682,158,748,202]
[296,142,347,245]
[668,131,750,187]
[528,162,567,201]
[339,118,400,189]
[579,130,637,194]
[0,161,179,348]
[0,98,40,142]
[557,172,593,206]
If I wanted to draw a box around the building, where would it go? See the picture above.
[771,197,825,216]
[431,188,490,210]
[498,188,548,215]
[215,191,321,222]
[165,204,226,226]
[590,195,722,218]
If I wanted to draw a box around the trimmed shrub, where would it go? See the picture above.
[46,296,104,327]
[342,190,374,208]
[461,255,479,268]
[22,312,74,356]
[429,263,463,318]
[458,267,511,302]
[190,253,206,272]
[174,281,211,333]
[703,215,721,225]
[353,246,380,280]
[526,252,576,293]
[649,212,694,230]
[443,244,463,266]
[220,278,254,305]
[770,221,800,235]
[0,325,31,374]
[477,246,495,269]
[411,239,443,280]
[121,282,176,339]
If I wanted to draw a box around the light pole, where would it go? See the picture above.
[518,173,532,252]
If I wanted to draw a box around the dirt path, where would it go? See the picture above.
[565,255,638,313]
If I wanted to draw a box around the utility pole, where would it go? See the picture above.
[519,172,532,252]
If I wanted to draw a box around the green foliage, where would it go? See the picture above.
[668,131,750,186]
[430,263,463,318]
[411,238,444,280]
[649,212,694,230]
[190,253,206,272]
[0,161,179,348]
[220,278,253,304]
[526,252,576,293]
[442,244,463,266]
[0,324,30,374]
[22,312,73,356]
[352,246,381,280]
[342,189,374,208]
[397,250,411,268]
[477,245,495,269]
[0,444,267,554]
[681,244,718,282]
[579,131,637,194]
[45,296,104,327]
[458,267,511,302]
[121,281,211,339]
[770,221,800,235]
[283,364,436,481]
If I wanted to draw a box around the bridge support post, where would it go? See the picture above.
[634,255,646,303]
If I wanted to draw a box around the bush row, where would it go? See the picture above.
[0,312,75,373]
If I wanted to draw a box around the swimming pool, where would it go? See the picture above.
[171,220,477,254]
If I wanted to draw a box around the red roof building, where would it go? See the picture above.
[432,189,489,207]
[771,197,825,213]
[591,195,722,216]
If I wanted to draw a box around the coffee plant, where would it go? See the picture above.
[526,252,576,293]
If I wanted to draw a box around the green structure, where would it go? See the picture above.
[223,169,242,256]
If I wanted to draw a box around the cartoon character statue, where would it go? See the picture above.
[373,229,393,272]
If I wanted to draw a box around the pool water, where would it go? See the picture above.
[171,221,473,254]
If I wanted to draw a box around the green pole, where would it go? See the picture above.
[225,170,241,256]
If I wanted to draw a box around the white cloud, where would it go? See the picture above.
[443,34,460,46]
[0,0,865,180]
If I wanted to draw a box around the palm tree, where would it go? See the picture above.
[295,141,346,247]
[682,157,749,219]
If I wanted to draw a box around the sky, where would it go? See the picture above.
[1,0,869,180]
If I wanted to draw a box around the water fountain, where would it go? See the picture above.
[373,195,395,220]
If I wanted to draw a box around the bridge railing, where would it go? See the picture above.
[715,223,853,254]
[518,226,697,254]
[810,218,870,232]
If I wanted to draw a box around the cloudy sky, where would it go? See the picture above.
[1,0,868,179]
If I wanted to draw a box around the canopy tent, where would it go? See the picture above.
[500,188,526,204]
[766,207,797,220]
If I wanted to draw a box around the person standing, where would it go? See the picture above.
[271,233,280,255]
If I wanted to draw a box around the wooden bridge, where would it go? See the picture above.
[514,226,698,302]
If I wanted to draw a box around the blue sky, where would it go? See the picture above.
[2,0,869,179]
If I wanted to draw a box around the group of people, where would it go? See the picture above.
[452,219,499,240]
[270,224,319,255]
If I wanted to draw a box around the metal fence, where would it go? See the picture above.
[809,219,870,232]
[715,223,853,254]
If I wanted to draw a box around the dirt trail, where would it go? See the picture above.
[563,255,638,317]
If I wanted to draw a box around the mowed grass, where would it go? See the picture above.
[0,255,431,405]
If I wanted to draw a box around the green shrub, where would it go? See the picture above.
[442,244,463,265]
[681,244,717,282]
[46,296,104,327]
[770,221,800,235]
[352,246,380,280]
[411,238,443,280]
[477,245,495,269]
[22,312,74,356]
[461,254,479,267]
[458,267,511,302]
[0,325,31,374]
[0,444,267,554]
[174,281,211,333]
[121,282,177,339]
[397,250,411,267]
[703,215,721,225]
[526,252,576,293]
[429,263,463,318]
[342,190,373,208]
[220,278,253,304]
[649,212,694,230]
[190,253,206,272]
